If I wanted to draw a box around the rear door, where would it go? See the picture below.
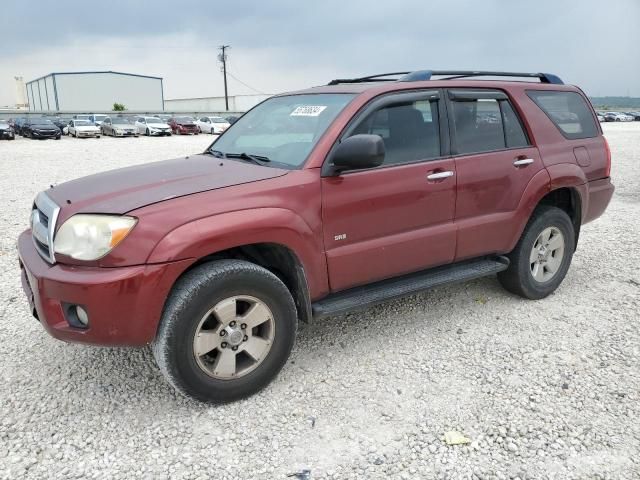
[446,89,544,260]
[321,90,458,292]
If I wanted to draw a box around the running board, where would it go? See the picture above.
[312,257,509,319]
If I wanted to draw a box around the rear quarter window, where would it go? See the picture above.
[527,90,598,139]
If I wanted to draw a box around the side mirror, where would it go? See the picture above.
[331,134,385,173]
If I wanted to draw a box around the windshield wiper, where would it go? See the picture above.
[205,148,225,158]
[225,152,271,165]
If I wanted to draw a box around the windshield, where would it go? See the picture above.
[31,119,54,125]
[211,117,227,123]
[112,117,134,124]
[74,120,91,126]
[93,115,108,121]
[75,115,90,120]
[176,116,195,122]
[146,117,162,123]
[208,94,355,168]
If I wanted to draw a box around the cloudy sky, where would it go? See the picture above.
[1,0,639,107]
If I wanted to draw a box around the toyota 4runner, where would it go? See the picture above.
[18,70,614,403]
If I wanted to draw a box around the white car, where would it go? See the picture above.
[67,119,101,138]
[135,116,172,136]
[196,116,231,134]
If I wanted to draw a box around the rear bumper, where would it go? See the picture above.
[584,177,614,224]
[17,231,191,346]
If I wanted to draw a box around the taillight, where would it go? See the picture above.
[603,136,612,177]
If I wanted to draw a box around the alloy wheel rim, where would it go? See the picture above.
[529,226,565,283]
[193,295,275,380]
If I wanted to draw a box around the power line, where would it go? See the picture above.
[225,69,268,95]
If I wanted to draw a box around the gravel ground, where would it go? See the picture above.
[0,124,639,479]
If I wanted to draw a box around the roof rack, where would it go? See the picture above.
[327,70,564,86]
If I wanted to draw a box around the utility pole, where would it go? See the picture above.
[218,45,230,111]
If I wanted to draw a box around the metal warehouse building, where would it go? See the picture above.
[26,71,164,112]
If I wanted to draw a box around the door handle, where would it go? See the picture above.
[513,158,534,167]
[427,171,454,181]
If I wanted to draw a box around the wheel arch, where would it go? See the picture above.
[148,208,326,325]
[537,187,582,248]
[510,166,586,252]
[176,242,313,324]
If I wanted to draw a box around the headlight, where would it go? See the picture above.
[53,214,137,260]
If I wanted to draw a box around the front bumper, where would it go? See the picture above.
[150,129,171,136]
[115,130,138,137]
[1,130,14,139]
[17,231,191,346]
[32,130,60,139]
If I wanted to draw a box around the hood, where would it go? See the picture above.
[46,154,288,219]
[31,124,58,130]
[76,125,99,131]
[147,122,169,128]
[0,124,11,131]
[112,121,135,127]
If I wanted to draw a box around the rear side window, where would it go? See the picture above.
[449,92,529,155]
[527,90,598,139]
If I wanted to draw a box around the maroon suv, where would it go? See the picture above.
[18,70,614,403]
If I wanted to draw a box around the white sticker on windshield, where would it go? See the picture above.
[290,105,327,117]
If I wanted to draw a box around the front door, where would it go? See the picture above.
[321,90,457,292]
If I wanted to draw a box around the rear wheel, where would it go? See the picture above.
[153,260,297,403]
[498,206,575,300]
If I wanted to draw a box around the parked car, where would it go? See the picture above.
[18,70,614,403]
[168,116,200,135]
[12,117,28,136]
[101,116,139,137]
[226,115,240,124]
[135,116,172,136]
[624,111,640,121]
[196,116,231,134]
[21,118,61,140]
[603,111,633,122]
[596,112,605,122]
[67,119,101,138]
[88,114,109,127]
[49,117,71,134]
[0,121,15,140]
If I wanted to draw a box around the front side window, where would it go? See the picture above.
[348,97,441,165]
[210,94,355,168]
[527,90,598,139]
[449,91,529,155]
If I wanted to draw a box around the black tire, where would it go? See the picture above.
[498,206,575,300]
[152,260,297,403]
[146,128,150,136]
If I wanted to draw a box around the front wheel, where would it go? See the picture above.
[153,260,297,403]
[498,206,575,300]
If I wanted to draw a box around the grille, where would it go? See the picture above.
[31,192,60,264]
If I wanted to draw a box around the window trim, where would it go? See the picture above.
[445,88,531,156]
[526,89,599,140]
[321,89,447,176]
